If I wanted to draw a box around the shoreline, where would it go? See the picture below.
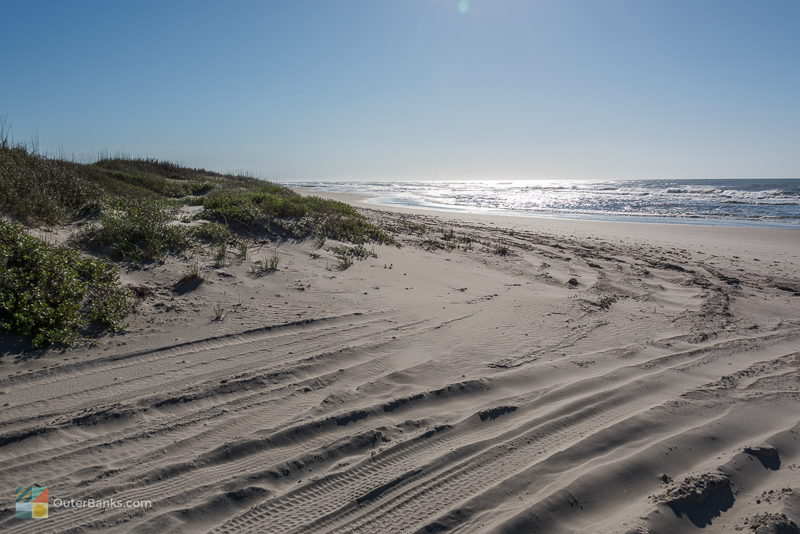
[286,182,800,231]
[293,186,800,260]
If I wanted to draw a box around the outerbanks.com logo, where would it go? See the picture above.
[15,486,48,519]
[15,486,151,519]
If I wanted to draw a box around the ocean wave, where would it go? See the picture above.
[285,179,800,228]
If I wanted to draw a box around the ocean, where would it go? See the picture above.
[288,179,800,228]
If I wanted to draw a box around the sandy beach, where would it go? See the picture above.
[1,196,799,534]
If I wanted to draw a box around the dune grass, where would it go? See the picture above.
[250,254,281,276]
[0,146,97,225]
[199,187,395,244]
[190,221,233,245]
[0,145,249,225]
[0,140,395,346]
[1,145,393,245]
[76,198,191,263]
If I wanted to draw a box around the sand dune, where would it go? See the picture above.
[1,206,798,533]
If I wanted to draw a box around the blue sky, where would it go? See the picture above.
[2,0,799,180]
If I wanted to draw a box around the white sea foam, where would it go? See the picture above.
[287,179,800,228]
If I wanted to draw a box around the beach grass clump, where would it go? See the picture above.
[0,148,223,226]
[0,145,97,225]
[441,227,456,241]
[78,198,190,263]
[329,244,377,261]
[180,260,204,282]
[94,157,216,183]
[335,255,353,271]
[199,187,394,245]
[493,244,511,256]
[420,237,450,251]
[97,169,213,199]
[235,241,248,261]
[329,244,377,270]
[250,254,281,276]
[3,138,394,275]
[213,242,229,268]
[92,158,220,199]
[212,301,226,321]
[417,229,474,252]
[293,196,390,244]
[190,221,232,244]
[0,222,133,347]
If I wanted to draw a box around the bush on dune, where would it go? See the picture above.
[0,146,97,225]
[94,157,214,182]
[190,221,233,244]
[0,222,133,347]
[1,144,393,270]
[1,144,392,247]
[0,140,395,348]
[200,188,394,244]
[100,169,213,199]
[0,148,221,226]
[78,198,191,263]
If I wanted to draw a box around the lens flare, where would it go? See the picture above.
[458,0,469,14]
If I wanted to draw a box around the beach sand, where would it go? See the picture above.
[1,196,798,533]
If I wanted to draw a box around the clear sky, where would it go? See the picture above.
[2,0,799,180]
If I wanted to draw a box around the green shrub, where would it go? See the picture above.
[213,242,228,268]
[200,189,394,244]
[329,244,377,270]
[494,244,511,256]
[190,221,231,244]
[103,170,195,198]
[236,240,248,261]
[180,260,204,282]
[0,149,229,226]
[0,146,97,224]
[199,187,302,230]
[250,254,280,275]
[94,157,215,182]
[1,145,393,249]
[329,244,377,261]
[0,222,133,347]
[79,199,190,262]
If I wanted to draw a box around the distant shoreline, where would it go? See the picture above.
[288,179,800,229]
[292,186,800,262]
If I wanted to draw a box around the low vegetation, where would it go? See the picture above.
[417,227,475,252]
[0,146,96,225]
[1,144,393,248]
[235,241,248,261]
[199,188,395,244]
[0,222,133,347]
[493,244,511,256]
[213,242,229,268]
[329,244,377,270]
[180,260,204,283]
[0,145,218,225]
[0,136,395,347]
[212,301,226,321]
[77,198,191,263]
[250,254,281,275]
[190,221,232,245]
